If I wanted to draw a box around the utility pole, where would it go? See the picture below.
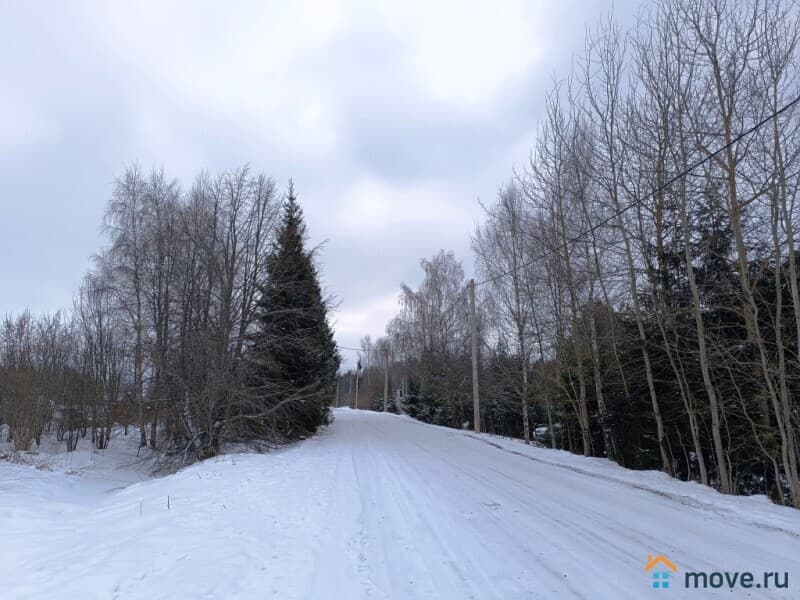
[469,278,480,432]
[335,377,340,408]
[354,356,360,409]
[383,346,389,412]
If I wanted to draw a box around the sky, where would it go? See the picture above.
[0,0,637,367]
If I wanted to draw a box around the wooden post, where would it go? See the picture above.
[383,347,389,412]
[354,363,360,409]
[469,279,480,432]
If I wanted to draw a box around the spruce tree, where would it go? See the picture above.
[248,182,340,437]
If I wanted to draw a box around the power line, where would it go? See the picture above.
[337,344,380,353]
[472,92,800,289]
[336,345,361,352]
[347,93,800,350]
[434,286,469,323]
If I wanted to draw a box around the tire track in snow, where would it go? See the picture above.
[363,414,797,599]
[462,433,800,539]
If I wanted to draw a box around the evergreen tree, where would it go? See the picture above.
[248,182,340,437]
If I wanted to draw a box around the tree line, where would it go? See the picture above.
[364,0,800,507]
[0,166,339,464]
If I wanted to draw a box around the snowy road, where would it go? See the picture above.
[2,408,800,599]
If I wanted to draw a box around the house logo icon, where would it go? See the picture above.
[645,554,678,590]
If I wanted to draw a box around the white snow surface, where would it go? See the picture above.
[2,408,799,599]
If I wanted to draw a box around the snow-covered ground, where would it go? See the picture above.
[2,409,799,599]
[0,425,155,493]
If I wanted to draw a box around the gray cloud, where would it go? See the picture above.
[0,0,640,365]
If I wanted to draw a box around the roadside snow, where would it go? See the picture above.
[0,426,155,494]
[1,408,799,599]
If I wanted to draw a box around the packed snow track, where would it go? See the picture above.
[2,408,799,599]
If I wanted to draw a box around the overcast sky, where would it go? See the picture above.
[0,0,637,366]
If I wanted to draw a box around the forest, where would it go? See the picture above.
[5,1,800,596]
[0,167,339,465]
[348,0,800,508]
